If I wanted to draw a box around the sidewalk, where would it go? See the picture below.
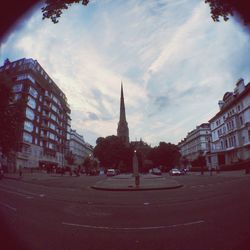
[91,174,183,191]
[3,171,72,181]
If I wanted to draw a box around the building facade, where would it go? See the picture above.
[117,83,129,146]
[178,123,211,162]
[68,129,93,167]
[0,58,71,172]
[208,79,250,168]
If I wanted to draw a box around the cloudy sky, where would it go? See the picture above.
[1,0,250,146]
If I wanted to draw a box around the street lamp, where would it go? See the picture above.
[133,150,140,187]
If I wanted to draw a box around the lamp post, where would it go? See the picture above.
[133,150,140,187]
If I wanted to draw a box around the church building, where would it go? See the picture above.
[117,83,129,146]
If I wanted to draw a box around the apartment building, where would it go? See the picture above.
[178,123,211,162]
[0,58,71,172]
[69,129,93,167]
[208,78,250,168]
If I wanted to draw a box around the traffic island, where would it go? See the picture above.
[91,174,183,191]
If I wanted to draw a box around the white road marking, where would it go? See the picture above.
[0,201,17,212]
[62,220,204,231]
[0,187,34,199]
[143,202,150,205]
[0,186,45,198]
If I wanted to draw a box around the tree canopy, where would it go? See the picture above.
[205,0,250,26]
[0,73,25,157]
[40,0,250,28]
[148,142,181,171]
[93,135,133,171]
[42,0,90,23]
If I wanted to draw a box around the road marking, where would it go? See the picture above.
[0,186,45,198]
[0,201,17,212]
[62,220,204,231]
[143,202,150,205]
[0,187,34,199]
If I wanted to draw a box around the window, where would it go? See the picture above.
[240,116,244,126]
[17,74,35,84]
[27,96,36,109]
[51,105,58,113]
[23,132,32,143]
[225,139,228,148]
[24,120,34,132]
[12,84,23,93]
[25,107,35,120]
[29,86,38,98]
[49,123,56,130]
[13,93,21,102]
[48,142,56,150]
[51,114,57,121]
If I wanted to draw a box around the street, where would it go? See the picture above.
[1,172,250,250]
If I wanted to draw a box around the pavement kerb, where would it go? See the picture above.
[91,184,183,191]
[91,175,183,191]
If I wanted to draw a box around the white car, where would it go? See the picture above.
[106,169,116,177]
[169,168,182,176]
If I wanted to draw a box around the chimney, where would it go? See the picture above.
[218,100,224,110]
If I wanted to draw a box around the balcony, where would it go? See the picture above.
[42,114,50,120]
[45,95,52,101]
[40,134,49,140]
[41,123,49,129]
[43,103,51,111]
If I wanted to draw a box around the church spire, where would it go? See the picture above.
[117,82,129,145]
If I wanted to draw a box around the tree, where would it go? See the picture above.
[148,142,181,172]
[0,73,25,159]
[42,0,90,23]
[64,150,75,165]
[205,0,250,26]
[41,0,250,28]
[93,135,133,172]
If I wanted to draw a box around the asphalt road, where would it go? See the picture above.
[1,173,250,250]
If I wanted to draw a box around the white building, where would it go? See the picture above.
[208,79,250,168]
[69,129,93,167]
[178,123,211,162]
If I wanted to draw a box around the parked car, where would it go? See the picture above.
[151,168,162,175]
[106,169,116,177]
[169,168,182,176]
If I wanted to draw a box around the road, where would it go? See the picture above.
[1,172,250,250]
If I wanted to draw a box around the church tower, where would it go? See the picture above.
[117,83,129,146]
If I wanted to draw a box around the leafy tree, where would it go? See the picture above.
[205,0,250,26]
[42,0,90,23]
[41,0,250,28]
[148,142,181,171]
[0,73,25,158]
[93,135,133,172]
[83,155,99,174]
[65,150,75,165]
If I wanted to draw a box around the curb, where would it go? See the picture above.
[91,184,183,191]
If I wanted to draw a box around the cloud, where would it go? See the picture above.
[1,0,250,146]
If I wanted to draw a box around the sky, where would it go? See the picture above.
[1,0,250,147]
